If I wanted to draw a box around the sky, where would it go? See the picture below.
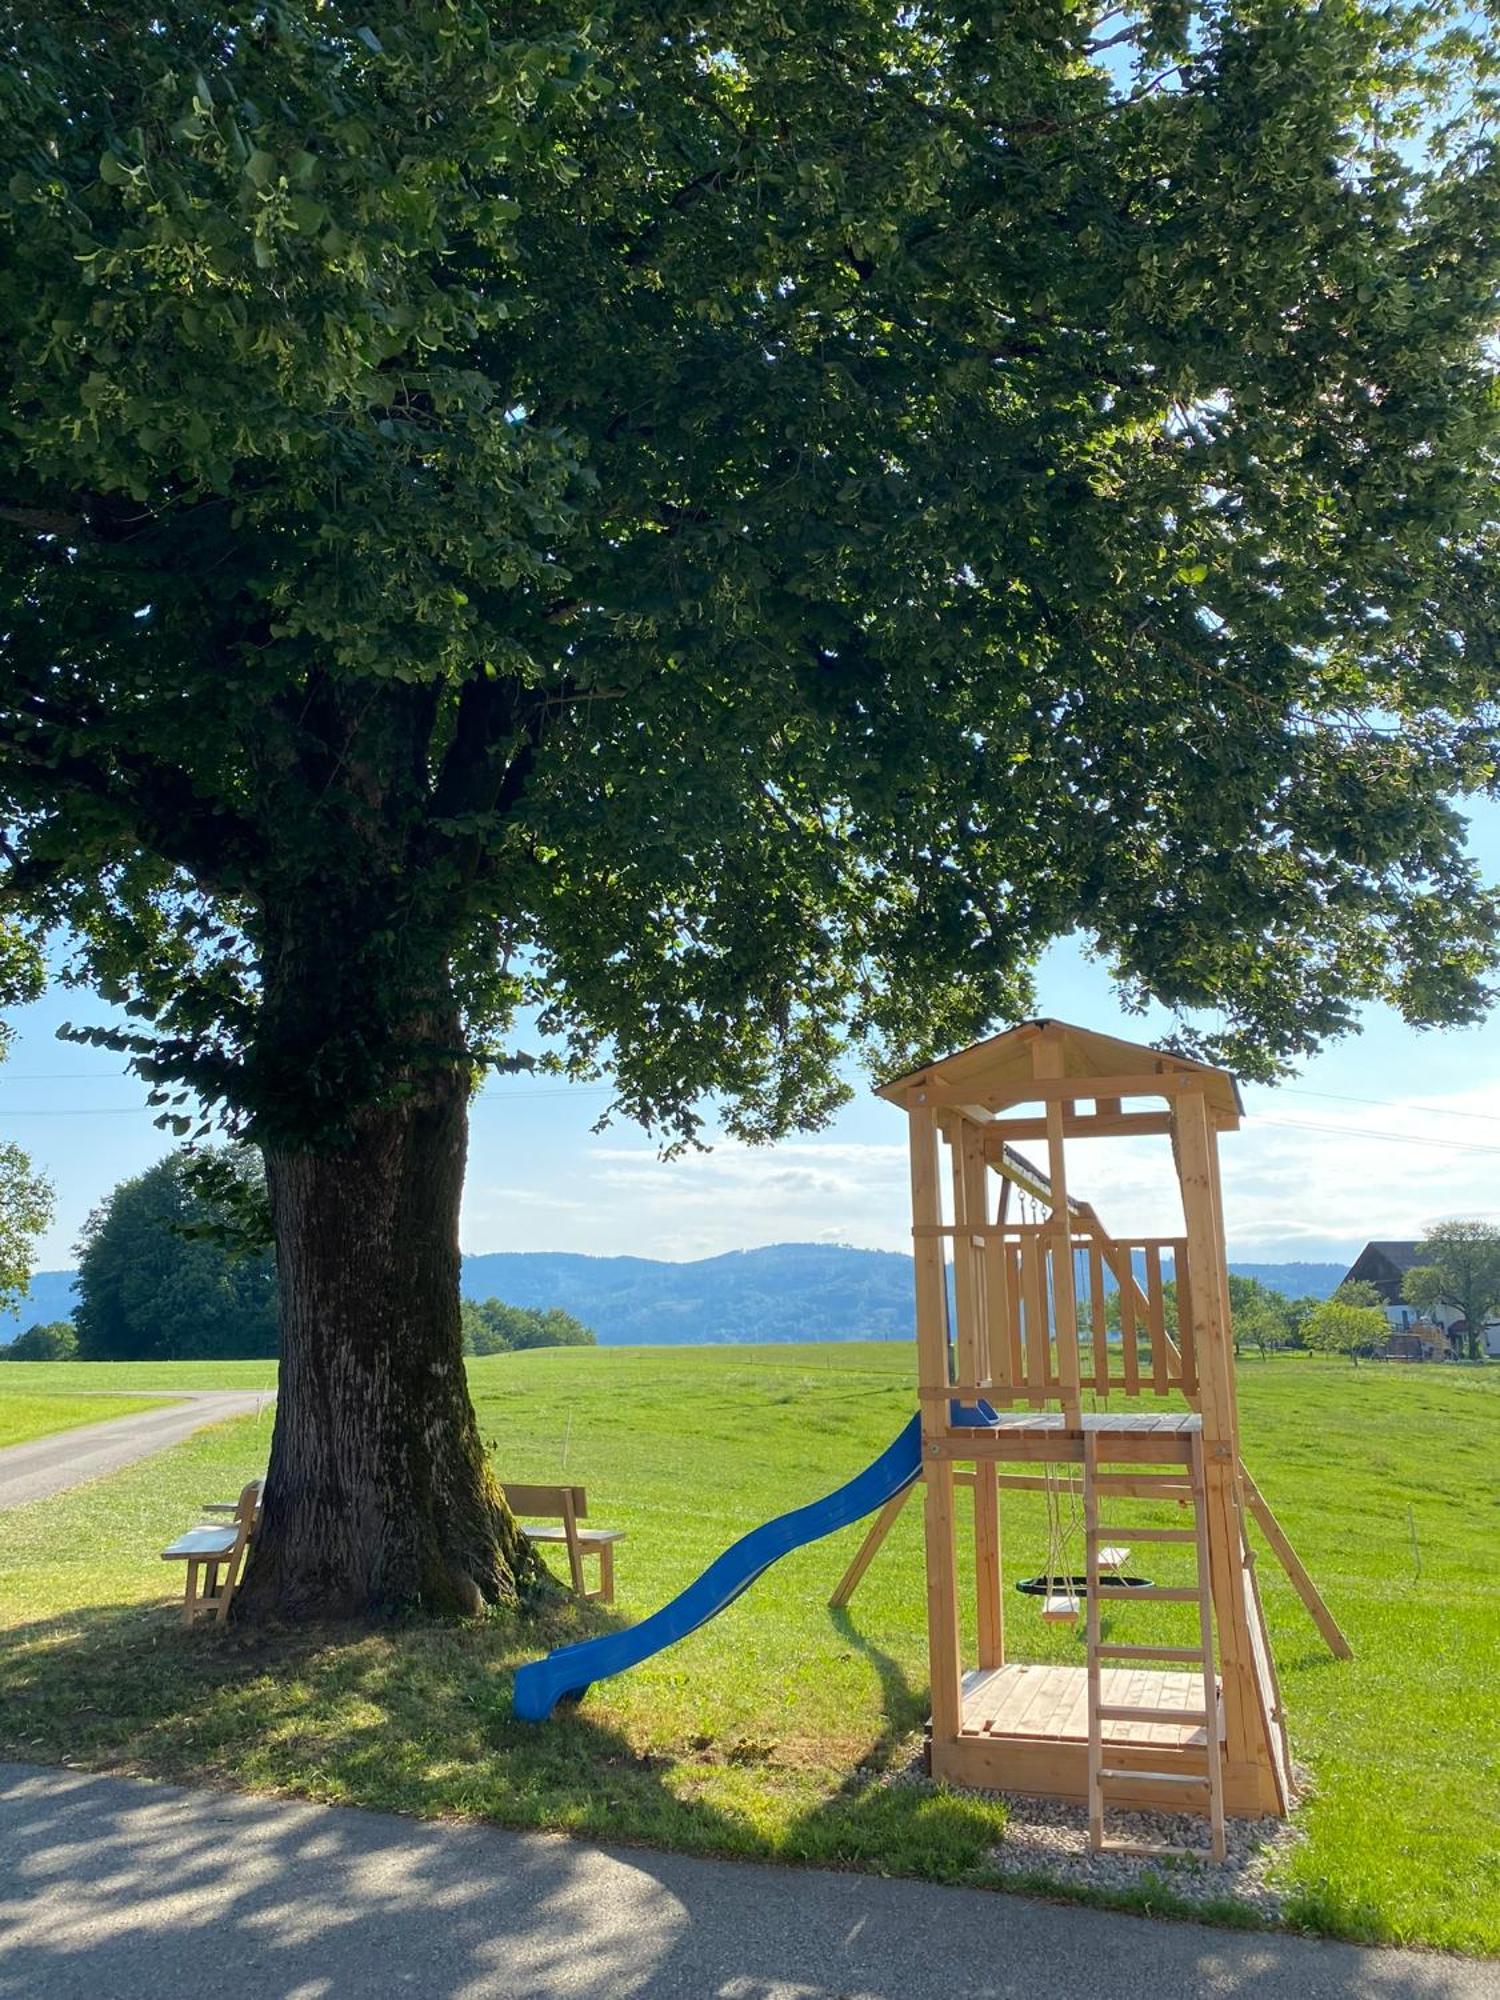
[4,796,1499,1274]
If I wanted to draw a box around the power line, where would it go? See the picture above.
[1254,1114,1500,1160]
[1263,1083,1500,1128]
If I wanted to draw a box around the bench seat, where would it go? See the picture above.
[501,1481,625,1603]
[162,1526,241,1563]
[523,1524,626,1546]
[160,1478,262,1625]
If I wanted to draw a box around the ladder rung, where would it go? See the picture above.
[1093,1525,1198,1543]
[1097,1703,1209,1724]
[1093,1643,1207,1663]
[1098,1838,1214,1861]
[1092,1475,1194,1495]
[1097,1767,1212,1789]
[1113,1585,1203,1602]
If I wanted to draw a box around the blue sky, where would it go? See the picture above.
[5,797,1499,1272]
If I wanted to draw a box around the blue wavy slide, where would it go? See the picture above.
[512,1413,923,1722]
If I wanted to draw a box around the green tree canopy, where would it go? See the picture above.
[1400,1263,1447,1320]
[74,1148,278,1362]
[1227,1274,1293,1357]
[1332,1279,1385,1311]
[1412,1222,1500,1360]
[461,1298,596,1356]
[1303,1297,1387,1366]
[4,2,1500,1615]
[0,922,53,1315]
[2,1319,77,1360]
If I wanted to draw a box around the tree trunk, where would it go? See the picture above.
[236,1054,535,1620]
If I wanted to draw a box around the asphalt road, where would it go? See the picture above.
[0,1392,273,1510]
[0,1764,1493,2000]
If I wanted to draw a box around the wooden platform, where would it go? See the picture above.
[930,1660,1284,1815]
[961,1662,1218,1750]
[934,1409,1203,1466]
[981,1412,1202,1438]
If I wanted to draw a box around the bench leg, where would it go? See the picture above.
[214,1553,241,1624]
[183,1561,203,1627]
[597,1542,615,1607]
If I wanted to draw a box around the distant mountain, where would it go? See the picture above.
[1224,1261,1347,1301]
[0,1268,78,1339]
[458,1244,915,1344]
[1,1245,1354,1348]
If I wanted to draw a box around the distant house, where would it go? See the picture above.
[1341,1241,1500,1360]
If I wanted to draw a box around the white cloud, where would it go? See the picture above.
[459,1078,1500,1267]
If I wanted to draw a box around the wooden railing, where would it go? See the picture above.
[920,1223,1197,1408]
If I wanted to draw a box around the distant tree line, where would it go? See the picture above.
[461,1298,596,1356]
[2,1319,76,1360]
[0,1146,599,1362]
[1101,1269,1390,1362]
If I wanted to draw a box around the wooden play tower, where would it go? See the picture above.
[840,1019,1349,1858]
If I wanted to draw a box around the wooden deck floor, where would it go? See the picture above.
[960,1662,1219,1749]
[983,1411,1202,1436]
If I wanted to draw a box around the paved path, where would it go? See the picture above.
[0,1766,1492,2000]
[0,1393,273,1510]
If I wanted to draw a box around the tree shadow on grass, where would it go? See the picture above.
[0,1598,1466,1994]
[0,1592,995,1882]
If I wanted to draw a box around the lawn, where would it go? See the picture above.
[0,1387,179,1448]
[0,1359,279,1394]
[0,1347,1494,1954]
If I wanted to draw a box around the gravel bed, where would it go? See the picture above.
[985,1788,1304,1918]
[886,1743,1306,1920]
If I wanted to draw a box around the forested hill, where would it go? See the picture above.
[459,1244,919,1345]
[2,1246,1351,1347]
[457,1248,1350,1343]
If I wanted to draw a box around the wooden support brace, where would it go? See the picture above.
[1241,1468,1354,1660]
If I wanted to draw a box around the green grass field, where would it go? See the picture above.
[0,1387,179,1448]
[0,1347,1494,1953]
[0,1359,279,1394]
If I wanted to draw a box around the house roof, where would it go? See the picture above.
[1343,1240,1425,1303]
[1354,1240,1423,1269]
[876,1017,1242,1120]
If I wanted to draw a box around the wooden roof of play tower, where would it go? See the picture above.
[877,1017,1243,1123]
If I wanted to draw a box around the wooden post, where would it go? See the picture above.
[955,1119,1004,1669]
[1174,1087,1274,1799]
[910,1096,962,1743]
[1032,1035,1081,1419]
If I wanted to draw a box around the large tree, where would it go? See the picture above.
[73,1148,278,1362]
[1412,1222,1500,1360]
[3,3,1500,1617]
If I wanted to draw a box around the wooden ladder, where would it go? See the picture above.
[1083,1432,1227,1861]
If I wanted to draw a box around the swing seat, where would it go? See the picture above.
[1097,1545,1130,1571]
[1041,1593,1080,1620]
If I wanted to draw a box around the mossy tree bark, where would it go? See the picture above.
[236,1043,533,1621]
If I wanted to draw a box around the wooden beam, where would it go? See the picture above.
[984,1113,1177,1143]
[1175,1088,1265,1784]
[1035,1035,1081,1419]
[829,1485,911,1608]
[909,1100,962,1742]
[1241,1471,1353,1660]
[914,1072,1189,1111]
[956,1119,1004,1669]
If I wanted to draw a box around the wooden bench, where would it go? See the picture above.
[161,1479,262,1626]
[502,1483,624,1604]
